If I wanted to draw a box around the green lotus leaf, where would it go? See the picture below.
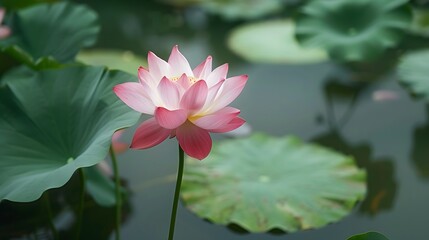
[85,165,120,207]
[0,2,99,68]
[296,0,411,61]
[0,66,140,202]
[181,133,366,233]
[397,49,429,99]
[0,43,61,70]
[347,232,390,240]
[227,19,328,64]
[77,49,148,75]
[199,0,283,20]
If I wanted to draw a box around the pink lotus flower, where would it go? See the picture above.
[114,46,247,160]
[0,8,11,39]
[112,130,128,154]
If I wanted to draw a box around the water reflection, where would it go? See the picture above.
[411,106,429,179]
[226,223,250,235]
[338,55,398,83]
[322,78,365,130]
[226,223,291,236]
[0,173,132,240]
[314,77,397,216]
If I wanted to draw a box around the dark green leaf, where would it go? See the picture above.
[85,165,117,207]
[296,0,411,61]
[398,49,429,99]
[0,65,140,202]
[0,2,99,68]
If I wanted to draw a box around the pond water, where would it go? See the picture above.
[1,0,429,239]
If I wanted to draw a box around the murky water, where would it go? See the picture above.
[2,0,429,239]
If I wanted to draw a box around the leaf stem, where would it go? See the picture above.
[110,145,122,240]
[168,146,185,240]
[75,168,85,240]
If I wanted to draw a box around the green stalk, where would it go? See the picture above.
[43,193,58,240]
[168,146,185,240]
[75,169,85,240]
[110,145,122,240]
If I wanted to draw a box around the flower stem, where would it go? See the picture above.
[43,193,58,240]
[168,146,185,240]
[75,168,85,240]
[110,145,122,240]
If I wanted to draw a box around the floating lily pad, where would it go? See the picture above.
[199,0,283,20]
[0,2,99,68]
[296,0,411,61]
[181,134,366,232]
[77,49,147,74]
[227,20,328,64]
[397,50,429,99]
[0,66,140,202]
[348,232,390,240]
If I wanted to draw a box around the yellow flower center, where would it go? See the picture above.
[170,76,198,84]
[188,115,202,123]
